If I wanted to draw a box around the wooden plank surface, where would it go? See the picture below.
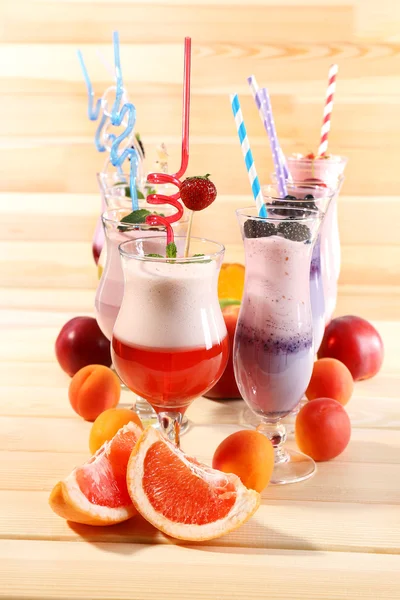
[1,540,400,600]
[2,0,400,597]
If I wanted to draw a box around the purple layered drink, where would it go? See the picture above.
[234,205,322,484]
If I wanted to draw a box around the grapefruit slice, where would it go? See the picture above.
[49,421,142,526]
[126,427,260,541]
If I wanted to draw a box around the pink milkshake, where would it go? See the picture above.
[95,208,187,341]
[263,183,334,353]
[285,155,347,322]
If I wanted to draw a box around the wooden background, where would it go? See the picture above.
[1,0,400,318]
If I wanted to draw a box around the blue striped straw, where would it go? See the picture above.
[230,94,267,217]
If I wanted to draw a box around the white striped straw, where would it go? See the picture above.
[230,93,266,217]
[318,64,338,156]
[247,75,291,182]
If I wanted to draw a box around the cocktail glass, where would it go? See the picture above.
[285,155,347,323]
[234,205,322,484]
[272,171,344,325]
[111,237,229,447]
[263,183,335,352]
[95,208,188,427]
[94,169,155,270]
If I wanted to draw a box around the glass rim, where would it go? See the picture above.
[101,208,189,226]
[118,236,225,263]
[236,205,323,223]
[285,155,348,166]
[262,185,335,201]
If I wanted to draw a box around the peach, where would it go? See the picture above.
[89,408,143,454]
[306,358,354,406]
[318,315,384,381]
[55,316,111,377]
[295,398,351,462]
[69,365,120,422]
[212,430,274,493]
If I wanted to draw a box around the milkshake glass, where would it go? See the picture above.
[234,205,322,484]
[111,237,229,446]
[263,183,334,352]
[93,162,147,265]
[95,170,157,272]
[95,208,188,426]
[285,155,347,323]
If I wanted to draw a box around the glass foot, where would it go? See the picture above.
[270,447,316,485]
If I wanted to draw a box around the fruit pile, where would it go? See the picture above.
[52,275,385,538]
[50,414,268,541]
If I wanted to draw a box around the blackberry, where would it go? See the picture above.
[304,194,314,200]
[284,194,297,200]
[277,221,311,242]
[271,200,303,219]
[244,219,276,238]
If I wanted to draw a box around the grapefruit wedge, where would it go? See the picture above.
[126,427,261,541]
[49,421,142,526]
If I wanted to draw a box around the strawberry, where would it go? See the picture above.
[180,174,217,212]
[305,152,316,160]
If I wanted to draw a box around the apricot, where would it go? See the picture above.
[218,263,245,302]
[212,430,274,493]
[306,358,353,406]
[89,408,143,454]
[69,365,120,422]
[295,398,351,462]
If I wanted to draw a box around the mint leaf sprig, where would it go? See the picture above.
[118,210,165,231]
[166,242,177,259]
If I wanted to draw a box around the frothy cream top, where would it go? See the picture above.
[113,258,227,349]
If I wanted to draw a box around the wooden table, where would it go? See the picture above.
[1,194,400,599]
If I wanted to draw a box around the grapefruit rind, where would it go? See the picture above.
[49,422,141,526]
[126,427,261,541]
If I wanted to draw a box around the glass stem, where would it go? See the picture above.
[256,422,289,464]
[158,411,183,448]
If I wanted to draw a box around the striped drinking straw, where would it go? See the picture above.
[318,64,338,157]
[230,94,267,217]
[247,75,290,182]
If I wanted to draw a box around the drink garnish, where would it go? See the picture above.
[120,209,152,224]
[146,253,163,258]
[277,221,311,242]
[244,220,276,239]
[113,183,145,199]
[166,242,178,259]
[180,174,217,257]
[180,174,217,211]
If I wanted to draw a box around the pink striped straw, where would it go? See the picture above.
[318,64,338,156]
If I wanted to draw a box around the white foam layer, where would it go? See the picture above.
[242,235,312,336]
[113,258,227,349]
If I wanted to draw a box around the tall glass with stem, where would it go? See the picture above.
[284,155,347,322]
[234,205,323,484]
[111,237,229,447]
[95,209,188,426]
[263,183,334,352]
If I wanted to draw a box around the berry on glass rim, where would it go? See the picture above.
[180,174,217,211]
